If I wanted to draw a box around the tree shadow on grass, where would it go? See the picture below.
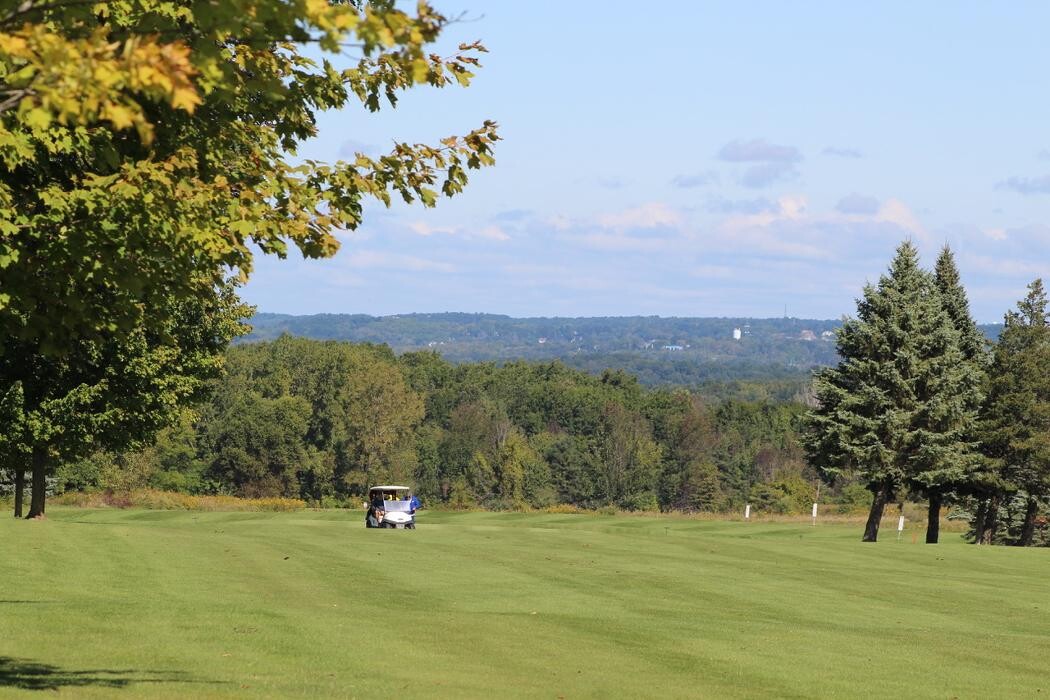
[0,657,224,692]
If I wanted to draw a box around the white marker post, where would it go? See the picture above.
[811,502,818,526]
[897,515,906,541]
[745,504,751,520]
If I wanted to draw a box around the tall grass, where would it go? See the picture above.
[52,489,304,512]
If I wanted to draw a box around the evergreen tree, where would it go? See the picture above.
[804,242,974,542]
[977,280,1050,545]
[910,247,986,543]
[934,247,987,363]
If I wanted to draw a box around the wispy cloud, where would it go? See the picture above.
[740,162,797,188]
[493,209,533,222]
[822,146,863,159]
[345,250,456,273]
[338,139,382,158]
[961,253,1045,277]
[595,202,683,231]
[835,193,880,215]
[596,176,628,190]
[717,138,802,189]
[408,221,510,241]
[672,171,719,188]
[718,139,801,163]
[244,195,1049,322]
[996,175,1050,195]
[705,197,778,215]
[689,264,738,279]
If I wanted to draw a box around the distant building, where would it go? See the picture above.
[820,330,835,341]
[662,345,684,351]
[800,330,817,341]
[733,328,742,340]
[538,337,547,344]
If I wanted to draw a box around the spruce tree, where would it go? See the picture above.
[934,247,988,364]
[804,241,974,542]
[910,247,986,543]
[978,280,1050,545]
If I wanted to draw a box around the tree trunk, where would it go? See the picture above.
[13,467,25,518]
[26,447,47,519]
[925,493,942,544]
[1018,496,1039,546]
[981,495,1000,545]
[972,498,988,544]
[863,481,893,542]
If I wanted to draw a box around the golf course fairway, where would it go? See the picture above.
[1,509,1047,698]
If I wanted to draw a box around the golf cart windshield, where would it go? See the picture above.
[382,499,413,512]
[369,486,412,507]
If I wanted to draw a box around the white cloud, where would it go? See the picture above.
[960,253,1045,277]
[875,199,927,239]
[345,250,456,273]
[478,225,511,241]
[407,221,510,241]
[596,202,683,231]
[408,221,451,237]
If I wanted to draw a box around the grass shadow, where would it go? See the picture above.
[0,657,224,692]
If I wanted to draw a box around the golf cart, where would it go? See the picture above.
[365,485,417,529]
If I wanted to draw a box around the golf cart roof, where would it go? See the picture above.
[369,485,411,493]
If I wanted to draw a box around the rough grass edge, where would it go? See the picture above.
[52,489,305,512]
[535,503,968,531]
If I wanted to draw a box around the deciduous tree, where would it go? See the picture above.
[0,0,497,351]
[0,283,249,516]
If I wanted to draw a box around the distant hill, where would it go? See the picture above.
[240,312,1002,388]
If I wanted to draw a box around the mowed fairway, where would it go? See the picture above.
[1,510,1048,698]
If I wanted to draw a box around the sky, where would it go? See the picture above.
[242,1,1050,323]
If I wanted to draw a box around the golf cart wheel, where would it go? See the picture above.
[406,523,416,530]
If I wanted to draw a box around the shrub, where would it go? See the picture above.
[543,503,584,514]
[835,483,871,514]
[447,477,477,510]
[318,495,353,509]
[52,489,305,512]
[751,474,814,515]
[622,492,659,512]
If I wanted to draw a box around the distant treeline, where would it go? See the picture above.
[241,312,1002,387]
[51,336,864,515]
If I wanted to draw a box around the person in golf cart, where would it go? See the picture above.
[365,485,417,529]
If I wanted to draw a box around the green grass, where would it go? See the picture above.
[1,509,1048,698]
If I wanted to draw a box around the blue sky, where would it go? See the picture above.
[242,1,1050,322]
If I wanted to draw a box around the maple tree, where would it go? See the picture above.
[0,0,498,351]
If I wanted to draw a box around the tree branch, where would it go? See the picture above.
[1,0,111,29]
